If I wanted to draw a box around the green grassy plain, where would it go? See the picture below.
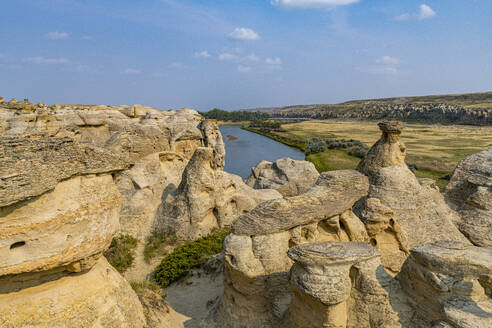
[249,120,492,189]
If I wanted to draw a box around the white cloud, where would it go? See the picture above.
[237,65,251,73]
[355,66,398,74]
[393,13,410,21]
[271,0,359,9]
[377,56,400,65]
[23,57,70,64]
[265,57,282,65]
[122,68,141,74]
[228,27,260,41]
[418,4,436,20]
[194,51,211,58]
[219,53,238,61]
[394,4,435,21]
[80,35,94,41]
[168,62,187,69]
[45,31,70,40]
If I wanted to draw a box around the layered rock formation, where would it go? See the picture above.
[209,121,490,328]
[444,148,492,246]
[355,121,469,272]
[1,101,226,280]
[156,147,281,240]
[245,158,319,197]
[0,136,146,327]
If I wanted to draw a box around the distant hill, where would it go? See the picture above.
[242,92,492,125]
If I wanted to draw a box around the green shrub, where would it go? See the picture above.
[154,229,230,288]
[144,229,177,263]
[104,235,138,273]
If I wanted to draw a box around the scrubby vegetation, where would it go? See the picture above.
[143,229,177,263]
[130,280,166,300]
[200,108,269,122]
[305,138,369,158]
[155,229,230,288]
[104,235,138,273]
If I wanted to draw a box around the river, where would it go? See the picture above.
[219,125,305,179]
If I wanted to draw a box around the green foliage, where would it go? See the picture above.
[305,138,369,158]
[155,229,230,288]
[144,229,177,263]
[201,108,270,122]
[104,235,138,273]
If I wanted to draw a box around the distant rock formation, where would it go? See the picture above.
[245,158,319,197]
[156,147,281,240]
[444,148,492,246]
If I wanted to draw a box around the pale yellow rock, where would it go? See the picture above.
[0,258,146,328]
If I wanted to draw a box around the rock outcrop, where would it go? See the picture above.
[400,241,492,328]
[444,148,492,246]
[0,136,146,327]
[245,158,319,197]
[355,121,469,272]
[1,101,226,280]
[156,147,281,240]
[209,170,370,327]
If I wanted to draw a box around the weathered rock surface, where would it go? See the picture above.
[0,258,147,328]
[234,170,369,236]
[210,170,370,327]
[356,121,406,176]
[245,158,319,197]
[157,147,281,240]
[400,241,492,328]
[444,148,492,246]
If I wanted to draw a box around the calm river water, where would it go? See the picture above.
[219,125,305,179]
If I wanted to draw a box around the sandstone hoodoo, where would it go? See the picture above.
[1,99,491,328]
[245,158,319,197]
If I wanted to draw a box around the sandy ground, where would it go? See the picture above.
[163,262,224,328]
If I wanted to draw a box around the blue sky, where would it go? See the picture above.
[1,0,491,110]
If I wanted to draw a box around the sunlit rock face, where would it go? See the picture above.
[156,147,281,241]
[245,158,319,197]
[444,148,492,247]
[0,135,146,327]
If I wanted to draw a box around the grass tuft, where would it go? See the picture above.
[144,229,177,263]
[104,235,138,273]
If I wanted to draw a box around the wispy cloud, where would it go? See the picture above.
[122,68,141,74]
[266,57,282,70]
[23,57,70,64]
[219,53,238,61]
[271,0,359,10]
[194,51,211,58]
[237,65,251,73]
[228,27,260,41]
[394,4,436,21]
[356,56,401,74]
[246,54,260,62]
[45,31,70,40]
[80,35,94,41]
[418,4,436,20]
[377,56,400,65]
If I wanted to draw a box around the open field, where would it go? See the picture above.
[249,120,492,189]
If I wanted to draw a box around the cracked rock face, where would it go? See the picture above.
[245,158,319,197]
[444,148,492,247]
[400,241,492,328]
[156,147,281,240]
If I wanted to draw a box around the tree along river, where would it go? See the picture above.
[219,125,305,179]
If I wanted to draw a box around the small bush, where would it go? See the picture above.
[104,235,138,273]
[306,137,369,158]
[154,229,230,288]
[144,229,177,263]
